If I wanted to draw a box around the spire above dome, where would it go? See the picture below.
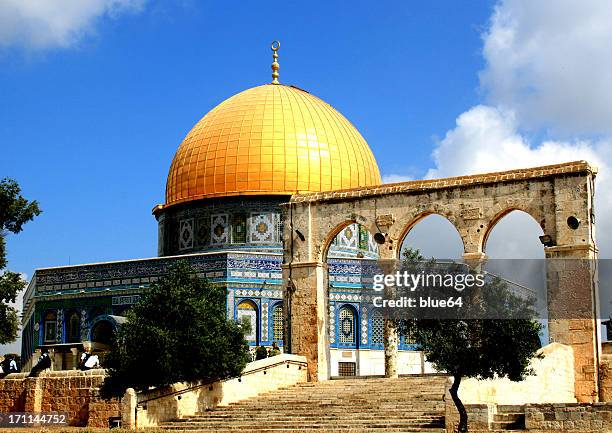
[271,40,280,84]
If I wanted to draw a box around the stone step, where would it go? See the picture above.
[193,413,445,420]
[192,413,444,420]
[216,400,444,411]
[160,376,448,433]
[163,420,445,428]
[150,427,444,433]
[157,424,446,431]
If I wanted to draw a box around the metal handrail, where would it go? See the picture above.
[137,358,307,406]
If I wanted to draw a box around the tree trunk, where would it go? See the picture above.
[449,374,468,432]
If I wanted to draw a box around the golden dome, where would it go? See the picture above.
[164,83,381,207]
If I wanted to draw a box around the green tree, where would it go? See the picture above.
[101,261,251,398]
[398,249,542,432]
[0,178,41,344]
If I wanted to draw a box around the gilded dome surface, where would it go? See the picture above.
[165,83,381,206]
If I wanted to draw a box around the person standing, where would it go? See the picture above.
[8,356,18,373]
[79,351,90,370]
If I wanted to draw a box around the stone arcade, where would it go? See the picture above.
[283,161,602,402]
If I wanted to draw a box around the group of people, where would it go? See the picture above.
[0,355,19,378]
[254,341,281,360]
[24,348,100,378]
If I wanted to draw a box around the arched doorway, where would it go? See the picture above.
[325,222,377,377]
[236,300,259,345]
[90,320,114,346]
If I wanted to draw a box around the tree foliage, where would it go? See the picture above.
[101,261,251,398]
[0,178,41,344]
[399,249,542,432]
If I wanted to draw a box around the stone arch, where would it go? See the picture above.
[481,207,544,255]
[395,211,465,260]
[322,219,379,262]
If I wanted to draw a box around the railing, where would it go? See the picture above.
[137,357,307,406]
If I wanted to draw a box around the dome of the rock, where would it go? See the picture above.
[164,83,381,207]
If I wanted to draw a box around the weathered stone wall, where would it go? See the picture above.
[134,354,308,428]
[445,402,612,432]
[445,402,491,432]
[525,403,612,432]
[601,354,612,402]
[0,370,119,428]
[0,376,26,412]
[457,343,576,405]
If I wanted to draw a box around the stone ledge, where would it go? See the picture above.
[289,161,596,204]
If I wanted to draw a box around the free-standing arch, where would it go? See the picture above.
[398,211,466,260]
[282,161,601,402]
[482,207,545,255]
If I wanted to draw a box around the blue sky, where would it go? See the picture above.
[2,0,612,354]
[1,1,495,270]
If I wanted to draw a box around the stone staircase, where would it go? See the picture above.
[157,375,449,432]
[491,405,525,431]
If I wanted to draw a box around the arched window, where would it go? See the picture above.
[237,300,258,344]
[272,303,284,342]
[43,311,57,343]
[338,306,357,346]
[232,213,247,244]
[67,311,81,343]
[371,310,384,346]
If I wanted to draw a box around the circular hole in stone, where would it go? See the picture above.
[373,233,386,244]
[567,216,580,230]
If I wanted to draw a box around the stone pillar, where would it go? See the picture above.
[282,261,329,381]
[383,319,399,378]
[49,348,56,371]
[121,388,137,429]
[70,347,79,370]
[546,244,600,402]
[23,377,43,413]
[379,258,399,378]
[463,252,487,270]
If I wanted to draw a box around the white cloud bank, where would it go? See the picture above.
[402,0,612,320]
[409,0,612,261]
[480,0,612,134]
[0,0,146,50]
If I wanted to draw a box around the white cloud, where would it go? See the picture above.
[419,0,612,321]
[427,105,609,180]
[382,174,414,184]
[427,104,612,258]
[480,0,612,134]
[0,0,146,50]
